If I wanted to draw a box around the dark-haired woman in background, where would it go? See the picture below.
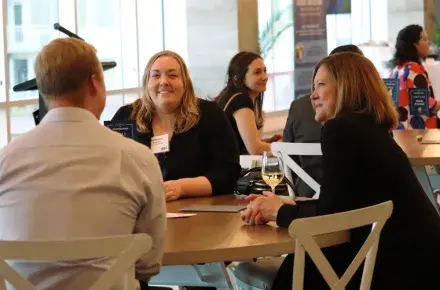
[390,24,439,129]
[215,52,282,155]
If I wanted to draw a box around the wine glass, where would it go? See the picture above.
[261,151,284,194]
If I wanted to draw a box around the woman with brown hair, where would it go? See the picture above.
[112,50,241,202]
[215,51,282,155]
[241,52,440,290]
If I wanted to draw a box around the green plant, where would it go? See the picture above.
[434,29,440,46]
[258,4,293,58]
[430,9,440,46]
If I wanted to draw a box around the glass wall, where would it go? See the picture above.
[0,0,431,147]
[258,0,428,109]
[258,0,294,112]
[326,0,426,77]
[0,0,186,147]
[6,0,60,101]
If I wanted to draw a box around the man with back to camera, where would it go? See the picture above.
[0,38,166,289]
[283,45,364,197]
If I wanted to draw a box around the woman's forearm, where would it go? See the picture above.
[177,177,213,198]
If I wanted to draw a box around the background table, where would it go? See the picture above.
[393,129,440,213]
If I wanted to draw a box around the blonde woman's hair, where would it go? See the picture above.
[34,38,102,105]
[130,50,200,134]
[312,52,399,130]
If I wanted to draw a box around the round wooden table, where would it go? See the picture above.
[163,195,350,265]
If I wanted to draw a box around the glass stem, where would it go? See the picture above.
[272,187,276,194]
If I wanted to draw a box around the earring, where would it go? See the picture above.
[233,76,238,86]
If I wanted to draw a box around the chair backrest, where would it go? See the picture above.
[271,142,322,198]
[0,233,152,290]
[288,201,393,290]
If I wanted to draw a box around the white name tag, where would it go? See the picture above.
[151,134,170,154]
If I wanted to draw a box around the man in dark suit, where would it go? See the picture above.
[283,45,364,197]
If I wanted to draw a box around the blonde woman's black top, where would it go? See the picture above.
[112,98,241,195]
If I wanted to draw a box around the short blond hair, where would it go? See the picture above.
[130,50,200,134]
[34,38,102,104]
[313,52,399,130]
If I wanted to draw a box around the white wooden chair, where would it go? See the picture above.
[0,233,152,290]
[271,142,322,198]
[289,201,393,290]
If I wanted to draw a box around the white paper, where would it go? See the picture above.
[166,212,197,219]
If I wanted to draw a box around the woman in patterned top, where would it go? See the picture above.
[390,24,439,129]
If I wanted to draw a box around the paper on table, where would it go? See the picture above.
[420,140,440,144]
[180,205,247,213]
[166,212,197,219]
[421,130,440,144]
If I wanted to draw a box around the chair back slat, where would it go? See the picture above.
[271,142,322,198]
[0,234,152,290]
[289,201,393,290]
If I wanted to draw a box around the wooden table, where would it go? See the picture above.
[393,129,440,166]
[163,195,350,265]
[393,129,440,213]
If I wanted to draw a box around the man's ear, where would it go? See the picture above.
[88,74,100,96]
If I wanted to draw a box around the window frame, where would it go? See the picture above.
[0,0,166,145]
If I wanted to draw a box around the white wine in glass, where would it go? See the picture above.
[261,151,284,194]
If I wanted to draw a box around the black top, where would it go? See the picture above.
[218,93,254,155]
[272,113,440,290]
[111,99,242,195]
[283,94,323,197]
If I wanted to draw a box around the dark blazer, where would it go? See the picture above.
[111,99,242,195]
[283,94,323,197]
[272,113,440,290]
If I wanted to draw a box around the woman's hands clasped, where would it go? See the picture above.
[241,191,295,225]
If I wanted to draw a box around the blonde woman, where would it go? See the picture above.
[241,52,440,290]
[112,50,241,202]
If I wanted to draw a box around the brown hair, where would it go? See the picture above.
[215,51,265,129]
[34,38,102,105]
[130,50,200,134]
[312,52,399,130]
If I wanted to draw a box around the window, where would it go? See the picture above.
[77,0,139,90]
[30,0,58,26]
[9,104,38,140]
[137,0,165,84]
[258,0,294,112]
[6,0,60,101]
[0,2,5,103]
[77,0,114,27]
[13,5,22,26]
[12,58,28,86]
[0,0,178,147]
[13,4,23,41]
[163,0,188,61]
[0,109,7,148]
[99,90,141,123]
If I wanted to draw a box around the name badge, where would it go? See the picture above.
[151,134,170,154]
